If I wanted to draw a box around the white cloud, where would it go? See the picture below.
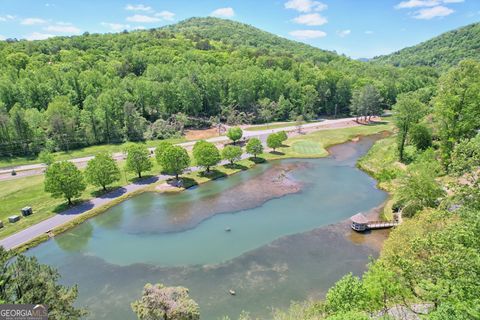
[155,10,175,21]
[125,4,152,12]
[337,29,351,37]
[21,18,47,25]
[0,15,15,22]
[365,30,374,34]
[293,13,327,26]
[101,22,131,31]
[44,23,81,34]
[285,0,327,12]
[395,0,463,9]
[25,32,55,40]
[210,7,235,18]
[413,5,454,19]
[0,35,5,40]
[126,14,160,23]
[395,0,439,9]
[289,29,327,39]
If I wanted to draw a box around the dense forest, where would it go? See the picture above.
[0,17,437,156]
[373,22,480,69]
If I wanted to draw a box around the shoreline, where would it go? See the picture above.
[10,125,393,254]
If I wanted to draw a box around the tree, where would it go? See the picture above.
[267,133,282,152]
[131,283,200,320]
[44,161,86,205]
[38,150,55,166]
[85,152,120,191]
[397,162,445,217]
[434,60,480,164]
[192,140,220,173]
[125,144,152,179]
[157,145,190,180]
[325,273,367,314]
[409,124,432,151]
[226,127,243,145]
[0,248,86,319]
[222,145,242,165]
[154,141,174,161]
[246,138,263,159]
[351,84,383,122]
[277,131,288,143]
[392,92,427,162]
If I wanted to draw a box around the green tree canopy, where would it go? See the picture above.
[392,92,427,162]
[44,161,86,205]
[0,248,86,319]
[434,60,480,164]
[222,145,242,165]
[267,133,283,152]
[125,144,153,179]
[131,283,200,320]
[226,127,243,144]
[157,145,190,180]
[193,140,220,172]
[154,141,174,161]
[85,152,121,191]
[246,138,263,158]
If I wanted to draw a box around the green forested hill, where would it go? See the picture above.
[0,17,435,156]
[373,22,480,68]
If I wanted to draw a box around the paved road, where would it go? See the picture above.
[0,117,359,249]
[0,118,357,180]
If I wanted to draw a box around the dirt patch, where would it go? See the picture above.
[185,127,220,141]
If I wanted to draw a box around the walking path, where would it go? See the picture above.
[0,117,362,250]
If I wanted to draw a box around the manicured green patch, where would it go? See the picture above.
[291,140,325,155]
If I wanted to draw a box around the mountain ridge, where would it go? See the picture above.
[372,22,480,69]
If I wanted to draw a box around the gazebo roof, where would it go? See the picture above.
[351,213,368,224]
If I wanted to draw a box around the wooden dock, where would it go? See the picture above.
[350,213,399,232]
[366,220,399,230]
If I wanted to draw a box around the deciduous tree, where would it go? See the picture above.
[125,144,152,179]
[44,161,86,205]
[85,152,120,191]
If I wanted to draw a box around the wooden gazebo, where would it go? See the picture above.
[350,213,369,232]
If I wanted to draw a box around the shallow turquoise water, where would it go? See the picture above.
[27,135,388,319]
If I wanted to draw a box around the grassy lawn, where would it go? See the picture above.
[0,137,186,169]
[244,121,309,131]
[0,159,165,240]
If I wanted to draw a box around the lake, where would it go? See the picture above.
[26,134,388,319]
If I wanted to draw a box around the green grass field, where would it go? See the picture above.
[0,137,186,169]
[244,121,310,131]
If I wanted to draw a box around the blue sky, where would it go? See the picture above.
[0,0,479,58]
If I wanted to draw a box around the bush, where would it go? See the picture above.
[402,201,424,218]
[410,124,432,150]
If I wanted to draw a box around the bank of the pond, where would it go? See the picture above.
[8,122,392,253]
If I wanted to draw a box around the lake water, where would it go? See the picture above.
[26,135,388,319]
